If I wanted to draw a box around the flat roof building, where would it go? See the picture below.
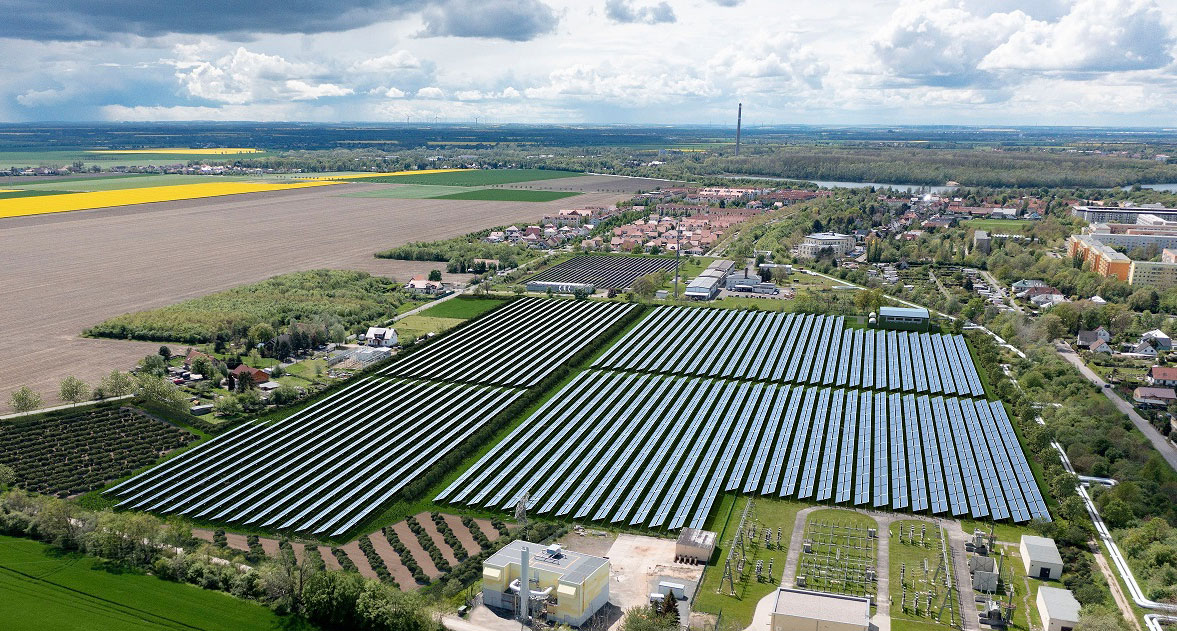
[877,306,930,331]
[676,528,717,564]
[1020,535,1063,580]
[685,275,720,300]
[771,588,871,631]
[1036,586,1080,631]
[798,233,855,259]
[482,540,610,627]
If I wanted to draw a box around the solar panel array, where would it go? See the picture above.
[109,297,637,536]
[439,371,1048,527]
[384,298,635,387]
[108,378,523,536]
[526,255,678,289]
[594,307,986,396]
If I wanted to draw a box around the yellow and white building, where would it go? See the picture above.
[482,540,610,627]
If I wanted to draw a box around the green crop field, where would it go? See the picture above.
[0,189,72,200]
[0,150,279,169]
[0,535,302,631]
[430,188,580,202]
[415,296,509,319]
[349,168,583,186]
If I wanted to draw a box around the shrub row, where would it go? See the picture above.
[430,512,468,561]
[381,526,429,585]
[213,529,227,548]
[405,515,451,574]
[357,534,398,589]
[331,547,358,573]
[491,518,510,539]
[460,516,492,549]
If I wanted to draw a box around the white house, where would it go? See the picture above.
[1037,586,1080,631]
[1142,329,1172,351]
[364,326,398,347]
[1020,536,1063,580]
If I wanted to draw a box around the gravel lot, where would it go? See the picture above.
[0,181,632,406]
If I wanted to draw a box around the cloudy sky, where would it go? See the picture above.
[2,0,1176,125]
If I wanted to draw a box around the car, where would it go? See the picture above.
[1103,383,1111,388]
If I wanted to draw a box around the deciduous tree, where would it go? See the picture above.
[58,376,90,405]
[10,386,41,415]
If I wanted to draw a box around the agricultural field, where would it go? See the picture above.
[394,298,510,341]
[382,298,636,387]
[430,189,580,202]
[85,270,416,344]
[0,535,297,631]
[0,405,196,497]
[0,148,278,169]
[596,310,986,397]
[107,378,524,537]
[0,179,335,219]
[342,184,469,199]
[439,369,1047,528]
[9,174,256,192]
[328,168,583,186]
[527,254,679,290]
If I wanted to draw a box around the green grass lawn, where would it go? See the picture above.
[693,495,806,629]
[0,535,308,631]
[346,168,583,186]
[430,188,580,202]
[963,219,1032,232]
[414,296,508,319]
[394,315,465,341]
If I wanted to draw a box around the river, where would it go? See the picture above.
[720,174,958,194]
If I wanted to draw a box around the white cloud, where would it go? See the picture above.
[979,0,1175,72]
[415,86,445,98]
[604,0,676,24]
[384,86,406,98]
[349,51,422,72]
[170,46,351,103]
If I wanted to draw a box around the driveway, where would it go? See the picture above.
[1054,342,1177,472]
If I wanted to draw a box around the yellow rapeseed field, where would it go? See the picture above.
[0,181,336,219]
[0,189,21,193]
[87,148,263,155]
[303,168,471,180]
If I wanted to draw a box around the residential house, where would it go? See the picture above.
[1147,365,1177,387]
[363,326,398,347]
[1089,338,1113,354]
[1076,327,1112,349]
[1126,341,1158,357]
[184,349,213,368]
[1012,279,1047,292]
[1142,329,1172,351]
[1133,386,1177,407]
[406,275,447,295]
[230,364,269,385]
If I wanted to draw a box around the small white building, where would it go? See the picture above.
[364,326,398,347]
[1020,535,1063,580]
[771,588,871,631]
[1036,586,1080,631]
[797,233,856,259]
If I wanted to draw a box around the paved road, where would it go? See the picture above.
[1054,342,1177,473]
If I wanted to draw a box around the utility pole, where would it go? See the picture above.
[674,220,681,301]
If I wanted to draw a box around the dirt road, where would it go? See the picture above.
[0,181,632,405]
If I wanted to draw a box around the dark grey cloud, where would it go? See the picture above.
[419,0,559,41]
[2,0,557,42]
[605,0,676,24]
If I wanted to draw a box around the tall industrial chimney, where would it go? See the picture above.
[735,103,742,156]
[519,546,530,622]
